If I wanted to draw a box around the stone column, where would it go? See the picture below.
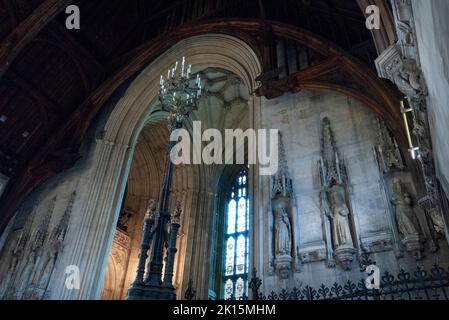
[49,138,131,300]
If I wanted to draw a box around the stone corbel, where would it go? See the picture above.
[375,45,427,101]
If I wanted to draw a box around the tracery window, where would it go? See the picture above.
[223,168,249,299]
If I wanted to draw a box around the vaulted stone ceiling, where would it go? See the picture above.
[0,0,397,231]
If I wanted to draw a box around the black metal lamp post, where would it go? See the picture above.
[127,57,202,300]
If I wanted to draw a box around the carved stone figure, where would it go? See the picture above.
[330,189,353,248]
[391,179,423,260]
[427,207,446,235]
[391,179,420,238]
[145,198,158,228]
[274,207,292,256]
[318,118,356,270]
[171,200,182,225]
[392,59,427,99]
[146,199,157,217]
[376,4,444,235]
[270,132,298,278]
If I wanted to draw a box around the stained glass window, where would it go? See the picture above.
[237,198,246,232]
[236,235,245,275]
[235,277,245,300]
[227,200,236,234]
[225,237,235,276]
[223,168,249,299]
[224,279,234,300]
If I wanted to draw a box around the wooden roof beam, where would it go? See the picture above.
[0,0,73,79]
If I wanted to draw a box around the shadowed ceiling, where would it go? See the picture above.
[0,0,396,231]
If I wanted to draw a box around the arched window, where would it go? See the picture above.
[223,168,249,299]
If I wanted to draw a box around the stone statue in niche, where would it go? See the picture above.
[321,186,356,270]
[271,195,294,279]
[318,118,356,270]
[427,207,446,236]
[270,132,298,278]
[391,178,423,260]
[393,191,419,236]
[274,207,292,256]
[329,187,353,249]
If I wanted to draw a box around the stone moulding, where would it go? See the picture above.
[360,234,394,254]
[297,244,327,264]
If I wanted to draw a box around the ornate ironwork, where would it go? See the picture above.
[249,268,262,300]
[184,278,196,300]
[246,265,449,301]
[358,245,376,273]
[126,57,202,300]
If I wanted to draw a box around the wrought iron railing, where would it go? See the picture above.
[185,264,449,300]
[248,265,449,301]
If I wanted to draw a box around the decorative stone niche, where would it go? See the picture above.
[269,133,299,279]
[318,118,358,271]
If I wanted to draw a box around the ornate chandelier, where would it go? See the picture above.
[159,56,203,129]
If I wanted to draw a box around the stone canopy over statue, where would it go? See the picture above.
[318,118,356,270]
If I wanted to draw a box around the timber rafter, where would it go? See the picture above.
[0,0,74,79]
[255,55,405,146]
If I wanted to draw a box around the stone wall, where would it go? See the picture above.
[411,0,449,199]
[0,169,82,300]
[255,90,449,293]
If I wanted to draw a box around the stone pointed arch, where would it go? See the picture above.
[51,34,262,300]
